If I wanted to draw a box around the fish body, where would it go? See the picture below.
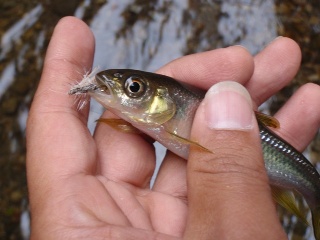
[71,69,320,239]
[260,124,320,209]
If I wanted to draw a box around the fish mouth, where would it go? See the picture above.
[68,72,113,97]
[95,72,113,96]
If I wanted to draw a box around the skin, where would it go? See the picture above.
[26,16,320,240]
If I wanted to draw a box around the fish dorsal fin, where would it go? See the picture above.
[165,129,212,153]
[271,186,309,226]
[96,118,141,134]
[144,87,176,125]
[255,111,280,129]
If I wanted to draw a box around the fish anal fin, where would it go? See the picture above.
[165,130,212,153]
[271,186,309,226]
[97,118,141,134]
[255,111,280,129]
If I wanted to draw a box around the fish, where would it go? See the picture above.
[69,69,320,239]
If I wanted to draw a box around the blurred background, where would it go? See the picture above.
[1,0,320,239]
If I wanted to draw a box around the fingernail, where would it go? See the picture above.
[204,81,254,130]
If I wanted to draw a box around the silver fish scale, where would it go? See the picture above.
[259,123,320,208]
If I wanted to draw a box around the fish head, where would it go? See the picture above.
[91,69,176,126]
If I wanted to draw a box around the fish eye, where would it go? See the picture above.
[124,76,145,98]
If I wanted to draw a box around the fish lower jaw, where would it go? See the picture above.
[88,92,115,106]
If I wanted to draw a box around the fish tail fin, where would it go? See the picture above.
[311,206,320,240]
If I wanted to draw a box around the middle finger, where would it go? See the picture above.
[246,37,302,107]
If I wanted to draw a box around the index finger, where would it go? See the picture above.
[157,46,254,89]
[157,38,301,110]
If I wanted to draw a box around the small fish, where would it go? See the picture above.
[69,69,320,239]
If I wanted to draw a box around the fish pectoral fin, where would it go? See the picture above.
[255,111,280,129]
[165,130,212,153]
[271,186,309,226]
[96,118,141,134]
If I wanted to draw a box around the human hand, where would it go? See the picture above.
[27,16,320,239]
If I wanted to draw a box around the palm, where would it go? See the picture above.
[48,115,187,238]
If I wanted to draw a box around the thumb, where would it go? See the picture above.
[184,81,286,239]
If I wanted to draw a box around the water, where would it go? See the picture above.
[0,0,319,239]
